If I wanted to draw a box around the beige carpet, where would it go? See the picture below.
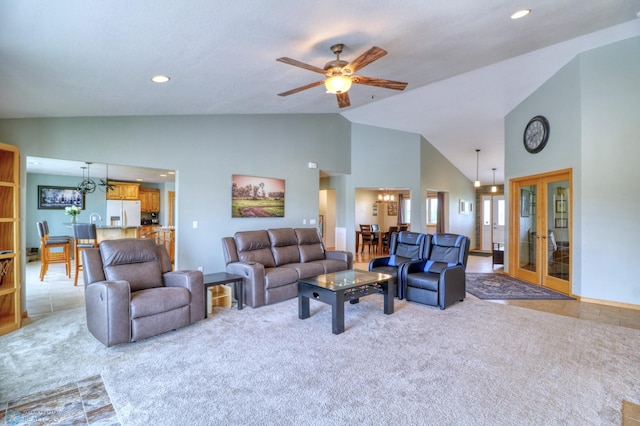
[1,295,639,425]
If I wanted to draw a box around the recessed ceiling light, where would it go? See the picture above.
[511,9,531,19]
[151,75,170,83]
[160,174,167,177]
[136,178,143,181]
[168,171,175,175]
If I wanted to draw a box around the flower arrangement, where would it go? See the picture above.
[64,205,81,223]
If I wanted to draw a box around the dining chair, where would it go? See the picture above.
[37,221,72,281]
[383,226,399,252]
[72,223,98,286]
[359,224,378,254]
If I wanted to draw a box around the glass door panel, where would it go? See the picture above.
[544,179,571,294]
[518,183,538,273]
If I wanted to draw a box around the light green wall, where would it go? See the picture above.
[579,36,640,303]
[505,36,640,305]
[419,135,476,247]
[0,114,352,278]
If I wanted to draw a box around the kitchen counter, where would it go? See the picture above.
[96,226,140,242]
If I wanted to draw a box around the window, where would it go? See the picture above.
[426,197,437,225]
[497,199,505,226]
[483,200,491,225]
[483,198,505,226]
[404,198,411,223]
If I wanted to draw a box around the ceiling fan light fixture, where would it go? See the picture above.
[324,75,352,94]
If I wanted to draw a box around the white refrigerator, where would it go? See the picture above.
[106,200,141,227]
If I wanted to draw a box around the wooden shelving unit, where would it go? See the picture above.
[208,284,232,314]
[0,142,21,335]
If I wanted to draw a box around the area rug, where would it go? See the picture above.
[466,273,574,300]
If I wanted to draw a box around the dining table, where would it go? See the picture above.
[355,230,388,253]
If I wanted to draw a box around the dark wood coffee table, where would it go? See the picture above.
[297,269,394,334]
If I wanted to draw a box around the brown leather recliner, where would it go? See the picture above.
[82,238,205,347]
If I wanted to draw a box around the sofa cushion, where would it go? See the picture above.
[234,230,276,267]
[295,228,325,262]
[281,262,325,279]
[264,267,299,290]
[406,272,439,292]
[268,228,301,266]
[130,287,191,319]
[313,259,349,274]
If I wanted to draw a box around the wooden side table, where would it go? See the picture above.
[203,272,244,318]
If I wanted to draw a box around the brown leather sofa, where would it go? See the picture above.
[222,228,352,308]
[82,238,205,347]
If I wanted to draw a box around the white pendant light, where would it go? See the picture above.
[491,168,497,193]
[474,149,481,187]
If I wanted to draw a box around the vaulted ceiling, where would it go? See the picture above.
[2,1,639,184]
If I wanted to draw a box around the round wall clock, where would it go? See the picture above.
[523,115,550,154]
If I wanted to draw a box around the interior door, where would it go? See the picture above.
[511,170,572,295]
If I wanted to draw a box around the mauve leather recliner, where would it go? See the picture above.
[82,238,204,347]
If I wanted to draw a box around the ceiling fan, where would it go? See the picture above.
[277,44,408,108]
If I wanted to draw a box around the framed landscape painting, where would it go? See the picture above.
[38,186,85,209]
[231,175,285,218]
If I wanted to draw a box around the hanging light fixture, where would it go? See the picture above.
[491,168,497,193]
[98,163,116,192]
[474,149,481,187]
[377,189,395,202]
[77,162,97,194]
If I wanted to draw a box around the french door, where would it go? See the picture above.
[510,169,572,295]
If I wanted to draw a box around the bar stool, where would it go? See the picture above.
[72,223,98,286]
[37,221,72,281]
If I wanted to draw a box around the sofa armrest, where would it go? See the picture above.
[226,262,265,308]
[404,259,427,274]
[439,265,466,309]
[369,256,391,269]
[164,270,205,323]
[325,250,353,269]
[85,280,131,347]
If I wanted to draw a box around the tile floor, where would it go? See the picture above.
[0,375,118,426]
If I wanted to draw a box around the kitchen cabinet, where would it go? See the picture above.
[155,228,175,264]
[0,142,21,336]
[139,189,160,212]
[139,225,157,239]
[106,181,140,200]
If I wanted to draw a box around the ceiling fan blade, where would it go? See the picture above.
[277,57,326,74]
[337,92,350,108]
[343,47,387,74]
[278,80,324,97]
[351,75,408,91]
